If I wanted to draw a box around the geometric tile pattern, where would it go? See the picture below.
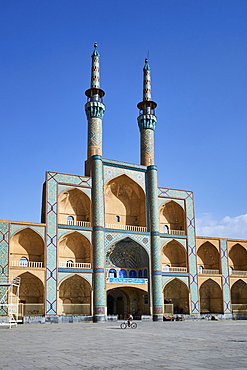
[104,232,150,254]
[0,222,9,314]
[158,187,199,314]
[220,239,231,314]
[148,166,163,315]
[58,272,93,286]
[92,156,105,316]
[103,162,146,191]
[10,223,45,239]
[45,171,92,315]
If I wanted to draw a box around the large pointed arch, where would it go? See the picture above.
[197,242,220,273]
[58,274,92,316]
[105,174,146,228]
[10,227,45,266]
[199,278,223,314]
[159,200,185,234]
[58,231,92,267]
[161,239,187,271]
[231,279,247,304]
[229,244,247,272]
[163,278,190,314]
[58,188,91,225]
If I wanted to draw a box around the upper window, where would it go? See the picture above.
[20,257,28,267]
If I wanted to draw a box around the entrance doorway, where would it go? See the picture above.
[107,287,149,319]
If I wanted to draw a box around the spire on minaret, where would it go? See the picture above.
[137,58,157,166]
[85,42,105,102]
[85,43,105,161]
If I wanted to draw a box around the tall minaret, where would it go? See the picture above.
[85,43,105,159]
[85,44,106,322]
[138,60,163,320]
[137,59,157,166]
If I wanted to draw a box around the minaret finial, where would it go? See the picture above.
[85,44,106,161]
[85,43,105,101]
[137,58,157,166]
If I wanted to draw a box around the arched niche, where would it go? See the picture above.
[18,272,44,304]
[231,280,247,304]
[58,231,92,265]
[58,188,91,225]
[105,175,146,227]
[229,244,247,272]
[106,238,149,270]
[163,278,190,314]
[199,279,223,314]
[159,201,185,234]
[10,228,45,265]
[161,240,187,269]
[58,275,92,316]
[197,242,220,272]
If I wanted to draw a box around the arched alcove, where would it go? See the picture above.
[231,280,247,304]
[199,279,223,314]
[159,201,185,234]
[10,228,45,266]
[18,272,44,304]
[161,240,187,271]
[106,238,149,270]
[105,175,146,227]
[58,232,92,266]
[197,242,220,273]
[163,278,189,314]
[58,188,91,225]
[58,275,91,315]
[229,244,247,272]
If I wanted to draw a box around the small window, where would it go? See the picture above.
[144,269,148,278]
[67,216,74,225]
[20,257,28,267]
[138,270,143,278]
[144,295,148,304]
[164,225,169,234]
[66,260,73,268]
[116,216,120,222]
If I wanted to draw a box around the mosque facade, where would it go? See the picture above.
[1,45,247,322]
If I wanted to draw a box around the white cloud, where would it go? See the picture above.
[196,213,247,240]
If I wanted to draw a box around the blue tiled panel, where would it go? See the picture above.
[158,187,199,314]
[0,222,9,314]
[220,240,231,314]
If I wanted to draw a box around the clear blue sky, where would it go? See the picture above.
[1,0,247,238]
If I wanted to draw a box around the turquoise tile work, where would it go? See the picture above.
[158,187,199,314]
[220,240,231,314]
[46,171,92,315]
[10,223,45,239]
[0,222,9,314]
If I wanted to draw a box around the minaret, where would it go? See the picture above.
[85,43,105,159]
[85,44,106,321]
[137,59,157,166]
[138,59,163,320]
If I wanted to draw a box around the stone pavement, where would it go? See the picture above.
[0,320,247,369]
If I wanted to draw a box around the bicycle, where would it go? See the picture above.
[120,320,137,329]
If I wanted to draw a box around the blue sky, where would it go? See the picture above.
[1,0,247,239]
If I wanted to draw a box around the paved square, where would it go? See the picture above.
[0,320,247,369]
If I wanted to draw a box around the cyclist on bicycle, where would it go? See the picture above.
[127,313,133,327]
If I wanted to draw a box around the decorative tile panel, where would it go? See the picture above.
[220,239,231,314]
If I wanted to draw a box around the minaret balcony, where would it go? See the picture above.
[58,261,91,269]
[59,219,91,228]
[10,261,43,268]
[105,223,147,233]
